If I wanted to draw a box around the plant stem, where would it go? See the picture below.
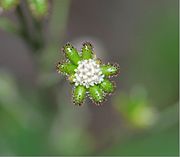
[16,5,33,48]
[16,4,44,53]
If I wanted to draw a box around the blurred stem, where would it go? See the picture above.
[16,3,56,112]
[16,5,34,49]
[50,0,71,43]
[15,0,70,112]
[33,18,45,50]
[16,3,44,53]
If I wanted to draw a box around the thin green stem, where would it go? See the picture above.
[16,5,33,48]
[16,3,44,53]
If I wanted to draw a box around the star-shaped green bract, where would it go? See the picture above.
[56,42,120,106]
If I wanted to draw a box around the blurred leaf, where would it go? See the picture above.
[0,0,19,11]
[103,127,178,156]
[53,127,94,155]
[152,102,179,132]
[114,86,158,129]
[49,94,95,155]
[129,6,178,107]
[0,70,51,155]
[104,101,178,156]
[0,71,43,128]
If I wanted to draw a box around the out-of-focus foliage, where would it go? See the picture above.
[103,101,178,155]
[0,0,19,11]
[0,0,49,20]
[28,0,49,19]
[0,17,20,34]
[0,70,46,155]
[103,127,178,156]
[49,101,94,155]
[128,5,178,107]
[114,86,158,129]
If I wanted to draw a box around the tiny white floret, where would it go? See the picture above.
[73,59,104,88]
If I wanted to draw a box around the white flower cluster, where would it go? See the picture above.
[73,59,104,88]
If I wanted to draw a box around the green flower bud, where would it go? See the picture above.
[0,0,19,11]
[28,0,49,19]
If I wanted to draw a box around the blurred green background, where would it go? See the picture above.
[0,0,179,156]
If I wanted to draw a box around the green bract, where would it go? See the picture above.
[56,42,120,106]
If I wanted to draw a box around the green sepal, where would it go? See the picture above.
[0,0,19,10]
[62,43,81,65]
[56,62,77,75]
[100,64,119,77]
[81,42,93,59]
[28,0,49,19]
[73,85,86,105]
[100,79,114,93]
[88,85,104,105]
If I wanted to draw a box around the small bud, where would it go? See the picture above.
[114,86,158,129]
[0,0,19,11]
[28,0,49,19]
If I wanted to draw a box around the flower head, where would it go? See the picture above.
[74,59,104,88]
[56,42,120,106]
